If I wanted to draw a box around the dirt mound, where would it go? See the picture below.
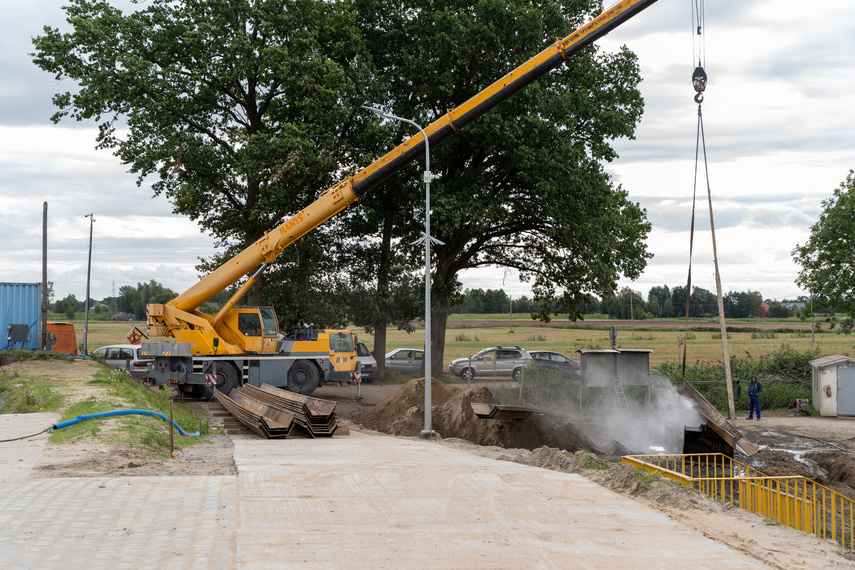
[355,377,463,435]
[820,453,855,488]
[355,379,594,453]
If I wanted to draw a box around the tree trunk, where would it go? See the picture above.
[371,206,396,376]
[430,295,450,378]
[247,273,264,307]
[373,323,387,376]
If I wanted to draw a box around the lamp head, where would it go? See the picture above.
[362,105,388,119]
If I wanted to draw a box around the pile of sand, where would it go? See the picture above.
[355,378,594,453]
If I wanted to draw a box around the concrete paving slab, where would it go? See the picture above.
[0,476,237,570]
[232,432,762,569]
[1,413,764,569]
[0,412,57,479]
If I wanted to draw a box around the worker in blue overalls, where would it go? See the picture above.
[747,375,762,420]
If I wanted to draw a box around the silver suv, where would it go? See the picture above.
[448,346,532,382]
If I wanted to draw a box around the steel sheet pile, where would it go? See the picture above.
[239,383,338,437]
[470,403,537,420]
[217,388,296,439]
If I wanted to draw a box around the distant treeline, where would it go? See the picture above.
[451,286,809,320]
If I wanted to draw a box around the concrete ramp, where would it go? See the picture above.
[231,431,761,569]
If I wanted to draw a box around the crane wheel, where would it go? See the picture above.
[200,363,238,400]
[287,360,320,395]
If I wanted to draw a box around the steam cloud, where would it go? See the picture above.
[574,375,703,454]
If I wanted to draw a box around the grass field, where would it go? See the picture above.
[63,314,854,370]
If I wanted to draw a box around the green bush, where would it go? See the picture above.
[751,331,777,339]
[657,345,815,413]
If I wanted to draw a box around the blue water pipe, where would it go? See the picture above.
[53,409,200,437]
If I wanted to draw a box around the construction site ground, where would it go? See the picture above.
[1,360,855,568]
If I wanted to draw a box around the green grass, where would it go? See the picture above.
[0,352,71,413]
[579,452,611,470]
[382,371,419,385]
[0,372,63,414]
[12,364,208,456]
[635,469,664,489]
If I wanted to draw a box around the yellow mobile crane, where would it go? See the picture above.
[140,0,659,398]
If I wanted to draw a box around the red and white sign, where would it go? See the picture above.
[205,374,217,385]
[350,372,362,384]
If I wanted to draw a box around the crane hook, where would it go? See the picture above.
[692,65,707,103]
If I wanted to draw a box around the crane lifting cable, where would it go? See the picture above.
[680,0,738,427]
[691,0,707,103]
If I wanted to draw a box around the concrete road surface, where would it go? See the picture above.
[0,416,761,569]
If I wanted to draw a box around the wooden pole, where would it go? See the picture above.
[169,400,175,458]
[706,181,736,427]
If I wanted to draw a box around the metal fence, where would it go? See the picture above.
[622,453,855,550]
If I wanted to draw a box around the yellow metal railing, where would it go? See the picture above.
[622,453,855,550]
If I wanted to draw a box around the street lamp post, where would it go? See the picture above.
[83,213,95,356]
[363,106,440,439]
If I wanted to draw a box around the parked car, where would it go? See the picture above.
[91,344,153,372]
[528,350,580,376]
[385,348,425,375]
[356,341,378,383]
[448,346,532,382]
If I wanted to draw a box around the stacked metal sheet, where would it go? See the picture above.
[240,383,339,437]
[217,389,296,439]
[470,403,537,420]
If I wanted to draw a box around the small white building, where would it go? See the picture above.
[810,355,855,416]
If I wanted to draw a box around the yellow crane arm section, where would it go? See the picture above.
[167,0,658,315]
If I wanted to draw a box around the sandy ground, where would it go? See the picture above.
[4,362,855,567]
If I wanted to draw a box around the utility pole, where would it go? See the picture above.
[41,202,48,350]
[83,213,95,356]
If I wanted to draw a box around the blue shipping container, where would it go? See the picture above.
[1,282,42,350]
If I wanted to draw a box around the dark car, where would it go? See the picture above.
[528,350,580,376]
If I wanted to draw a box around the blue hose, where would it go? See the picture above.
[53,409,200,437]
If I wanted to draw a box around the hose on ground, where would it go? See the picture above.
[53,409,200,437]
[0,426,53,443]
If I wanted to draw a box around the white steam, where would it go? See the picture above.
[576,375,704,454]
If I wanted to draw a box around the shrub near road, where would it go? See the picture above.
[658,345,815,413]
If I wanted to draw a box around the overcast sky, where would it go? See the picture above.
[2,0,853,307]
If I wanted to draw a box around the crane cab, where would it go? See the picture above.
[220,306,280,354]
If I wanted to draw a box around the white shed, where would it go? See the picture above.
[810,355,855,417]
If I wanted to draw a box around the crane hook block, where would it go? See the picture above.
[692,66,707,94]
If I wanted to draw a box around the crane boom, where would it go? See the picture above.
[165,0,658,317]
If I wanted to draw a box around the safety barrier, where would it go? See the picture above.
[622,453,855,550]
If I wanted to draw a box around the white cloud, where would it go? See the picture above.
[3,0,854,307]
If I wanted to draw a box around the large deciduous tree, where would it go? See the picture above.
[356,0,652,375]
[118,280,178,319]
[793,170,855,332]
[32,0,371,307]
